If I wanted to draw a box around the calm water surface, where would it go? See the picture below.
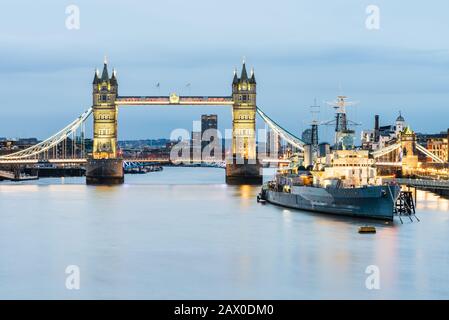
[1,167,449,299]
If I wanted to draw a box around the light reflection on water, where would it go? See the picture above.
[0,167,449,299]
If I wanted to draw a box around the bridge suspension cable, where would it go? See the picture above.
[0,108,93,160]
[371,141,446,164]
[256,107,305,151]
[371,142,401,159]
[416,143,445,164]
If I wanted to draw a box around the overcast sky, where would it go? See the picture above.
[1,0,449,141]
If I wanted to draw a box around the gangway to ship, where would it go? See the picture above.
[394,190,418,223]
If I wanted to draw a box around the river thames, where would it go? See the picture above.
[0,167,448,299]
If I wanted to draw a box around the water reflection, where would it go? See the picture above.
[237,185,253,199]
[1,167,449,299]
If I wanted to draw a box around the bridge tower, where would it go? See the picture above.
[226,62,262,184]
[400,126,418,173]
[86,59,124,184]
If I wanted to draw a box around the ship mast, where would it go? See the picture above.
[323,95,360,150]
[310,99,320,158]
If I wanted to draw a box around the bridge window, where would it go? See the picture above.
[98,114,111,120]
[98,129,111,135]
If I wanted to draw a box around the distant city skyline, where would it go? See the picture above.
[1,1,449,142]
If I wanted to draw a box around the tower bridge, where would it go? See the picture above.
[0,59,306,184]
[4,59,444,184]
[88,59,261,184]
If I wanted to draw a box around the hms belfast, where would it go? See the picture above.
[259,96,401,220]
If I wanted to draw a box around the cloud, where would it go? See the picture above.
[2,40,449,75]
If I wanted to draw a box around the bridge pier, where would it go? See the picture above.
[225,159,262,185]
[86,158,124,185]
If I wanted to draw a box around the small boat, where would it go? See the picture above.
[358,226,376,233]
[0,170,38,181]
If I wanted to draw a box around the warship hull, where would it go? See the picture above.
[262,184,400,220]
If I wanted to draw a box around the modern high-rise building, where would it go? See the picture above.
[301,128,313,145]
[201,115,218,135]
[266,128,281,158]
[201,114,218,158]
[191,131,202,162]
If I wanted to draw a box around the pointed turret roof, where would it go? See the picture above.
[240,61,248,82]
[92,69,99,84]
[232,68,239,84]
[101,62,109,82]
[110,68,117,85]
[403,126,413,135]
[249,67,256,84]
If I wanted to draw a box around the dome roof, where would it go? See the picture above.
[396,111,404,122]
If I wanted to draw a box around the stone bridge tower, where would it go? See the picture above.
[226,62,262,184]
[86,59,124,184]
[400,126,418,172]
[92,60,118,159]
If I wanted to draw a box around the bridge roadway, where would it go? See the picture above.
[0,159,88,165]
[0,158,411,166]
[115,96,234,106]
[0,158,230,165]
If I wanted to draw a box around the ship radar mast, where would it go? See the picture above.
[309,99,320,165]
[323,95,360,150]
[309,99,320,147]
